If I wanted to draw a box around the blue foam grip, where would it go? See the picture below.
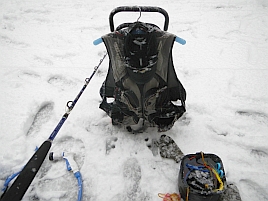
[175,36,186,45]
[93,38,103,46]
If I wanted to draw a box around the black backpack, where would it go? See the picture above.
[178,152,226,201]
[99,21,186,130]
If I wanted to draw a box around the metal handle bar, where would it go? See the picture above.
[109,6,169,32]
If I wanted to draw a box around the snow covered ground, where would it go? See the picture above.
[1,0,268,200]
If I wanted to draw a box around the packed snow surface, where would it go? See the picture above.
[1,0,268,200]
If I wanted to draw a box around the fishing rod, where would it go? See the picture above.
[0,53,107,201]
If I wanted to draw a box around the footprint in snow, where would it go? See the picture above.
[47,75,76,90]
[18,71,41,80]
[34,56,53,65]
[236,110,268,125]
[0,34,30,48]
[112,158,150,201]
[26,102,54,136]
[250,149,268,158]
[239,179,268,201]
[123,158,142,200]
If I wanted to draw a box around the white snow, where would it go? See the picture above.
[1,0,268,200]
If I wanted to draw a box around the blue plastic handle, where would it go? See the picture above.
[175,36,186,45]
[93,38,103,45]
[93,36,186,46]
